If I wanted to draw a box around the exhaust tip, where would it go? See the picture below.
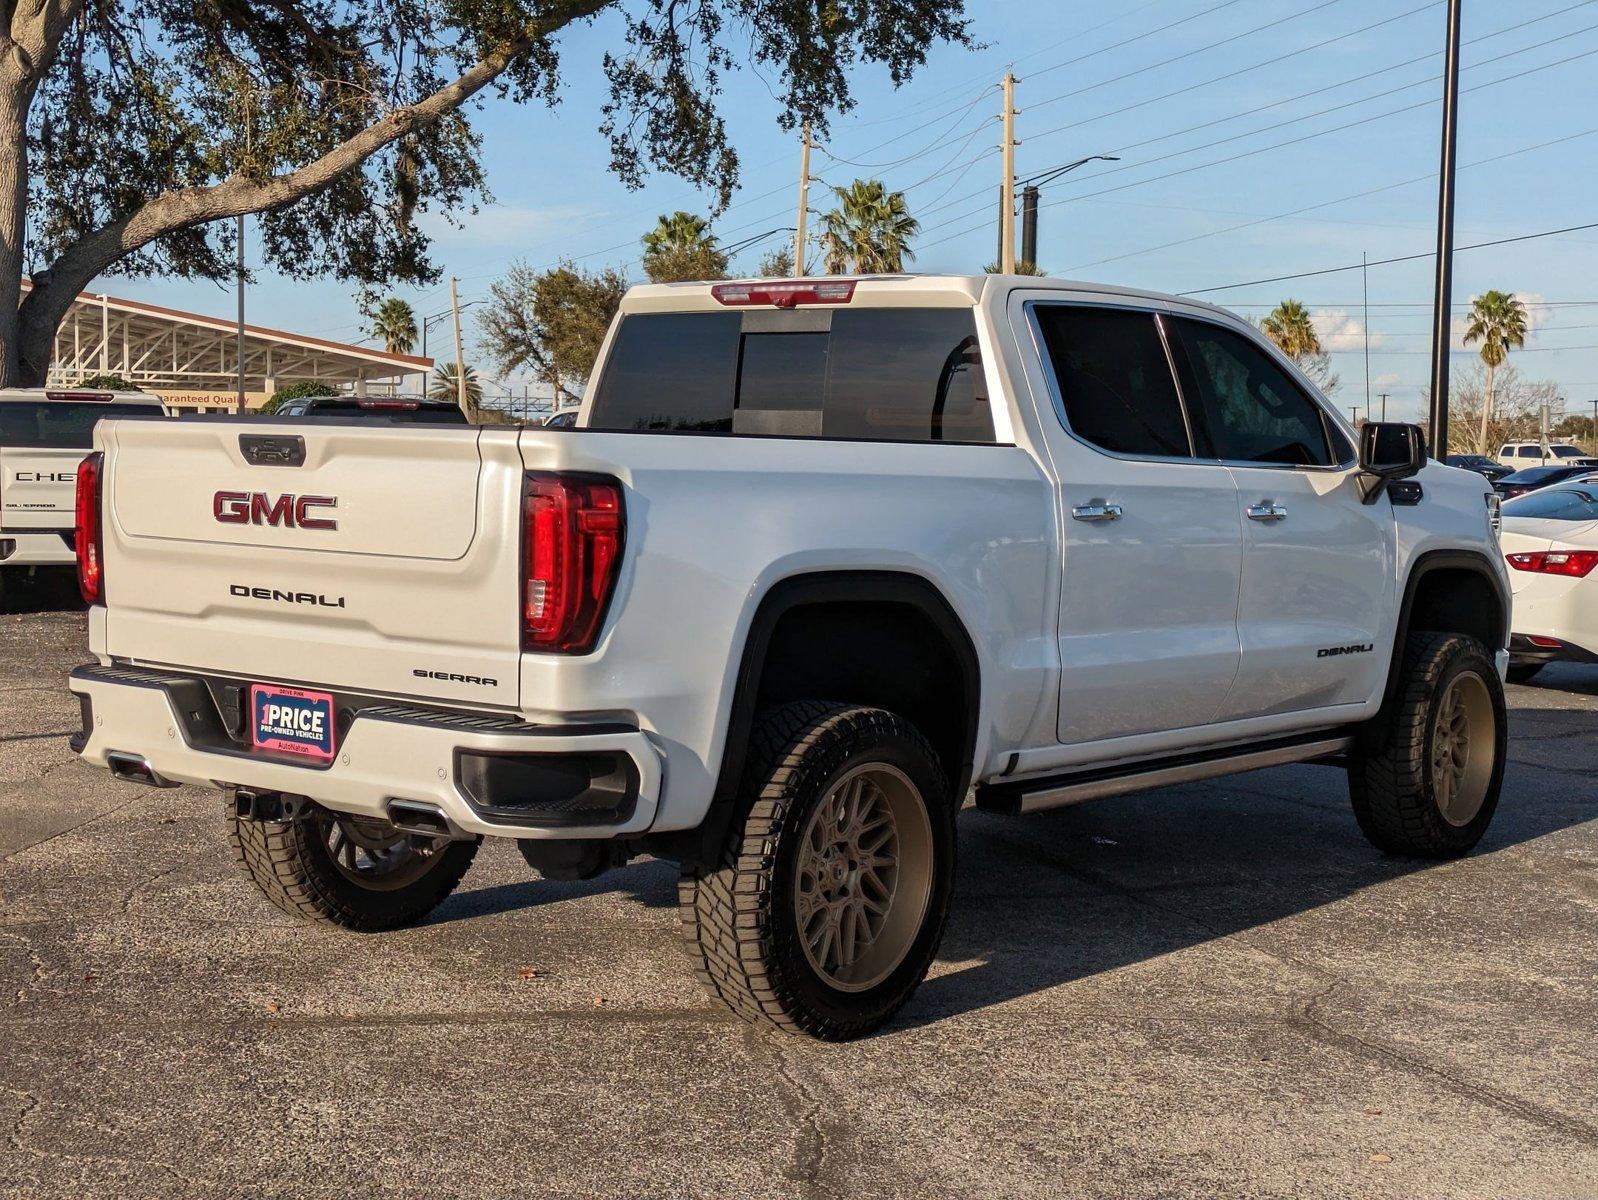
[106,751,178,789]
[386,799,460,840]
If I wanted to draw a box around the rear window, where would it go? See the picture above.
[293,399,469,424]
[587,308,994,442]
[1503,486,1598,520]
[0,401,160,448]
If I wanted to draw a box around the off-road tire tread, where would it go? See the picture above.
[678,701,951,1040]
[228,809,478,931]
[1349,631,1503,858]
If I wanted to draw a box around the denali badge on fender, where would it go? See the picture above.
[214,491,337,530]
[229,585,346,608]
[1317,643,1374,657]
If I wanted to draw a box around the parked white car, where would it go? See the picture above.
[68,275,1511,1038]
[1496,441,1591,468]
[0,388,165,596]
[1500,479,1598,682]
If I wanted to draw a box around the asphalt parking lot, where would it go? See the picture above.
[3,569,1596,1199]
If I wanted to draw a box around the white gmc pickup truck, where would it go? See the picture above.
[69,275,1511,1039]
[0,388,164,598]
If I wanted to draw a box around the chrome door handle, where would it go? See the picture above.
[1246,501,1288,522]
[1071,501,1124,523]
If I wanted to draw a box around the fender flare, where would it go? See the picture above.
[1378,547,1510,718]
[679,570,982,863]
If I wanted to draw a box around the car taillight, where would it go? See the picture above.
[75,451,105,604]
[711,280,856,308]
[522,473,624,653]
[1506,550,1598,577]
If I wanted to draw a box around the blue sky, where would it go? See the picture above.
[99,0,1598,423]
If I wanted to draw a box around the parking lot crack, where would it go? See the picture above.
[743,1026,830,1196]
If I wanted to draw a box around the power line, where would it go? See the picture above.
[917,45,1598,252]
[1182,220,1598,296]
[1027,0,1350,112]
[1025,0,1253,84]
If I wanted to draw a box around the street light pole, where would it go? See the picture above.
[1016,155,1119,269]
[1427,0,1463,457]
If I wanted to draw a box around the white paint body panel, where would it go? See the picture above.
[78,276,1510,838]
[1501,516,1598,658]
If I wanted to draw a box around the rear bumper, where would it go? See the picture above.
[68,664,664,839]
[1509,633,1598,667]
[0,530,75,567]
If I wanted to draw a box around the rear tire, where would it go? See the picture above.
[228,802,479,931]
[679,702,956,1040]
[1506,662,1544,685]
[1349,632,1506,858]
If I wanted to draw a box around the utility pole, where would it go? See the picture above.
[1380,392,1390,422]
[999,71,1017,274]
[235,214,246,416]
[1590,398,1598,455]
[1362,250,1370,412]
[1350,406,1362,426]
[794,123,812,276]
[1427,0,1463,457]
[449,275,469,420]
[1020,185,1040,268]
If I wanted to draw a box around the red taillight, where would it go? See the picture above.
[75,451,105,604]
[522,473,624,653]
[1506,550,1598,577]
[710,280,856,308]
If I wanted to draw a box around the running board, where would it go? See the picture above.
[975,733,1356,815]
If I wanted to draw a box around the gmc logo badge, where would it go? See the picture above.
[214,491,338,530]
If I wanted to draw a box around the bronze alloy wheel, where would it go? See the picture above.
[792,762,934,993]
[317,811,453,891]
[1431,669,1496,827]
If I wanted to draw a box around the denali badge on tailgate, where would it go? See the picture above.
[214,491,338,529]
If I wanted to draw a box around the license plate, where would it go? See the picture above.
[250,684,336,761]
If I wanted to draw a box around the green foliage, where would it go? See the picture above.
[1463,291,1529,370]
[758,244,794,277]
[368,298,419,356]
[77,374,136,390]
[981,261,1045,276]
[478,259,627,400]
[820,180,919,274]
[430,361,483,408]
[261,380,339,414]
[2,0,970,386]
[1261,299,1322,359]
[642,212,729,283]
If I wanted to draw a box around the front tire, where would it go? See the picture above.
[679,702,956,1040]
[228,803,479,931]
[1349,632,1506,858]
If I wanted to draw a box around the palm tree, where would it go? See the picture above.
[1463,290,1528,452]
[369,298,418,355]
[429,362,481,408]
[1260,299,1321,360]
[641,212,729,283]
[819,179,919,274]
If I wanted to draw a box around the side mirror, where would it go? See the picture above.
[1357,422,1426,503]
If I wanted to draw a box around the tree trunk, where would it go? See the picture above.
[1478,360,1496,456]
[0,79,31,388]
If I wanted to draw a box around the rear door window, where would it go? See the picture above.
[1170,318,1339,467]
[0,402,160,448]
[1032,305,1191,458]
[588,307,995,442]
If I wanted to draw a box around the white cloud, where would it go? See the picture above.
[1373,372,1402,388]
[1312,308,1385,353]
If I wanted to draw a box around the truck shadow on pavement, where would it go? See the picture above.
[899,747,1594,1032]
[0,568,84,615]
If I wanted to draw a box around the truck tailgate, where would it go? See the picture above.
[99,419,526,709]
[1,447,81,529]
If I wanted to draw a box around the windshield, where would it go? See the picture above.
[0,401,161,448]
[1503,486,1598,520]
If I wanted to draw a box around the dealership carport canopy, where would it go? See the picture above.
[27,281,431,409]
